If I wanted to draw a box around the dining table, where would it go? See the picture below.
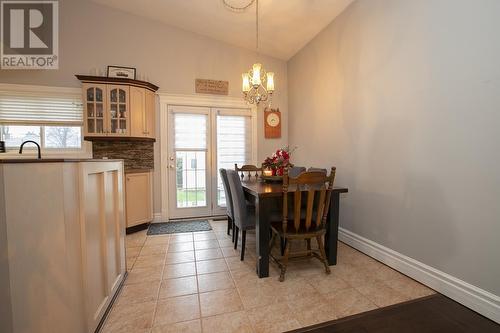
[241,179,349,278]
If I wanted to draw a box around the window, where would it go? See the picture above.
[0,85,85,153]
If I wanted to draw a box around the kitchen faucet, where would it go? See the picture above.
[19,140,41,159]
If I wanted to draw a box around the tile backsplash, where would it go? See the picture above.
[92,140,154,170]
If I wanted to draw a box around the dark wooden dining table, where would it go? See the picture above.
[241,179,348,278]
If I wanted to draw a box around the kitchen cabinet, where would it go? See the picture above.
[125,171,153,227]
[130,87,156,139]
[0,159,125,333]
[77,75,159,141]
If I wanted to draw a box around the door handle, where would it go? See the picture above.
[169,164,175,169]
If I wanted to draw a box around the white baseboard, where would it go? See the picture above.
[338,227,500,324]
[152,213,164,223]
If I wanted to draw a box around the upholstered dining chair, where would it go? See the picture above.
[289,166,306,177]
[270,167,336,281]
[307,167,327,173]
[235,164,263,180]
[226,169,256,260]
[219,169,235,237]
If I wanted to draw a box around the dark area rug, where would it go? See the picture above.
[287,294,500,333]
[147,220,212,235]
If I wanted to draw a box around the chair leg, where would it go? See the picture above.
[269,231,277,254]
[234,226,239,250]
[316,235,331,274]
[227,216,232,235]
[306,239,312,256]
[279,239,291,282]
[240,230,246,261]
[280,238,287,256]
[232,221,236,242]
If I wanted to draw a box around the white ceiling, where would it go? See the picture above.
[91,0,355,60]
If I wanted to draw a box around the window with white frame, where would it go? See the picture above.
[0,85,85,152]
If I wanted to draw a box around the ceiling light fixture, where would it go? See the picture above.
[222,0,275,106]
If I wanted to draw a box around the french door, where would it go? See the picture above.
[167,105,255,219]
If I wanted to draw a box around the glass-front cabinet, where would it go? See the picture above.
[107,85,129,136]
[83,84,106,136]
[82,84,130,137]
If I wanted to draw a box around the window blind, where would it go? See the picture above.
[0,91,83,125]
[174,113,207,150]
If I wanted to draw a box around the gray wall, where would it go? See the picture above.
[288,0,500,296]
[0,0,288,214]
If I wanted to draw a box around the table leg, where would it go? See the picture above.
[325,192,340,265]
[255,196,270,278]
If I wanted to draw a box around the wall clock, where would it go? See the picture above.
[264,107,281,138]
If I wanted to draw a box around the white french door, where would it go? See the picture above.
[167,105,255,219]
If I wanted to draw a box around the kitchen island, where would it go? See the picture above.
[0,159,126,333]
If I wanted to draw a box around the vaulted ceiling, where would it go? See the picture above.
[91,0,355,60]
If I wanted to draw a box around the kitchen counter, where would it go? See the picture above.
[0,159,126,333]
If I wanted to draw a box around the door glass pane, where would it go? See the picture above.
[86,88,94,101]
[216,115,253,207]
[110,89,117,103]
[174,113,207,149]
[96,88,103,102]
[176,151,206,208]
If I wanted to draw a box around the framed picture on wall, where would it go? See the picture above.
[107,66,136,79]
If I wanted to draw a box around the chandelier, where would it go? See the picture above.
[223,0,275,105]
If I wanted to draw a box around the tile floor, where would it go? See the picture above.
[101,220,435,333]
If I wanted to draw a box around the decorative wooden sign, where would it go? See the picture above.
[195,79,229,95]
[264,107,281,139]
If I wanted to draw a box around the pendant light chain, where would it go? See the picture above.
[222,0,255,12]
[256,0,259,52]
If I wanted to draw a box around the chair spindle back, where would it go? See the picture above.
[235,164,263,180]
[282,167,336,234]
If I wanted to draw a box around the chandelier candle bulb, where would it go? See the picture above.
[252,63,262,86]
[242,73,251,92]
[266,72,275,92]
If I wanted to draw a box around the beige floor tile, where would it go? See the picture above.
[246,302,301,333]
[134,254,166,268]
[199,288,243,317]
[154,294,200,326]
[126,266,163,285]
[202,311,254,333]
[166,251,195,264]
[194,239,220,250]
[115,281,161,306]
[331,263,378,288]
[307,273,351,294]
[193,231,217,241]
[372,264,405,281]
[101,301,155,332]
[383,275,435,299]
[221,246,241,258]
[195,248,223,261]
[144,235,170,246]
[170,233,194,243]
[196,258,228,274]
[169,242,195,253]
[324,287,378,317]
[152,319,201,333]
[163,262,197,279]
[159,276,198,298]
[225,256,256,273]
[355,281,410,307]
[126,246,142,258]
[238,281,281,309]
[215,232,230,240]
[127,257,136,270]
[140,244,168,256]
[288,293,337,326]
[217,238,234,248]
[198,271,235,293]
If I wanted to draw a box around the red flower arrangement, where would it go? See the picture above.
[262,146,297,176]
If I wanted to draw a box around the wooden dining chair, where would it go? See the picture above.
[227,169,256,260]
[235,164,263,180]
[219,169,235,238]
[269,167,336,281]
